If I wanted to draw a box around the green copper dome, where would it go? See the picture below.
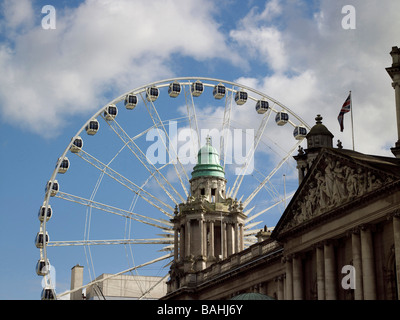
[191,138,225,179]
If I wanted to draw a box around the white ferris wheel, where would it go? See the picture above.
[35,77,310,300]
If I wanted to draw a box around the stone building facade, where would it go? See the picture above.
[163,46,400,300]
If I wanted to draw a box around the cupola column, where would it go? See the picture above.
[386,46,400,158]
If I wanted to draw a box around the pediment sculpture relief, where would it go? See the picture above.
[283,156,393,231]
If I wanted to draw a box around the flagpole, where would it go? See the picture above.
[350,91,355,151]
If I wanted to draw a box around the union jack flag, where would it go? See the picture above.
[338,93,351,132]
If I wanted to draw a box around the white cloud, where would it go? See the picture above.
[1,0,35,31]
[231,0,400,157]
[0,0,240,137]
[230,0,287,73]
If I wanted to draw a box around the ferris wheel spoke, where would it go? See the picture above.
[242,140,302,209]
[55,191,172,230]
[183,82,200,149]
[244,194,294,225]
[101,114,185,205]
[229,108,273,199]
[251,168,283,203]
[243,220,263,232]
[138,273,170,300]
[220,88,234,171]
[140,93,190,198]
[74,148,173,217]
[48,238,174,247]
[56,252,173,299]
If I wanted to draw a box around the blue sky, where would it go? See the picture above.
[0,0,399,300]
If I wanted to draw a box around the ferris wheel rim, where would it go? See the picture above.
[38,76,310,299]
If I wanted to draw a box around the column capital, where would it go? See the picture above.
[323,239,337,247]
[313,241,325,249]
[360,224,376,233]
[392,81,400,89]
[275,275,284,282]
[387,209,400,220]
[282,255,292,263]
[347,226,361,236]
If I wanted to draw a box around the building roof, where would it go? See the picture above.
[191,137,225,179]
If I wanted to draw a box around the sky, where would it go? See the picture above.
[0,0,399,300]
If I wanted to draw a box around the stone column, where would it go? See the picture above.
[239,224,244,251]
[202,220,207,257]
[351,228,364,300]
[199,219,204,257]
[276,276,284,300]
[227,223,234,256]
[186,220,191,257]
[209,221,215,258]
[360,225,377,299]
[293,254,303,300]
[324,241,337,300]
[234,222,239,253]
[223,222,228,259]
[180,224,185,258]
[174,227,179,261]
[285,256,293,300]
[386,46,400,158]
[315,244,325,300]
[393,212,400,299]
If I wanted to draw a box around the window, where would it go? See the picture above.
[211,188,216,202]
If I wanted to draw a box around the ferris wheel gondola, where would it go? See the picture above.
[124,93,138,110]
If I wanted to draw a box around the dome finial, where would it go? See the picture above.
[206,135,212,146]
[315,114,323,124]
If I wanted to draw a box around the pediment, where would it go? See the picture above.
[274,149,399,237]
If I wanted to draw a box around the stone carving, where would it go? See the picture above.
[284,155,393,231]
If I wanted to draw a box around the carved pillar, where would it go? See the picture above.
[239,224,244,251]
[199,218,204,257]
[285,256,293,300]
[315,244,325,300]
[324,241,337,300]
[185,220,191,257]
[234,222,239,253]
[293,254,303,300]
[180,224,185,258]
[203,220,207,257]
[174,227,179,261]
[386,46,400,157]
[276,276,284,300]
[360,225,377,300]
[223,222,228,259]
[391,211,400,299]
[209,221,214,259]
[351,228,364,300]
[388,209,400,300]
[227,223,234,256]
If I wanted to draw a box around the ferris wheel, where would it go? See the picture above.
[35,77,310,300]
